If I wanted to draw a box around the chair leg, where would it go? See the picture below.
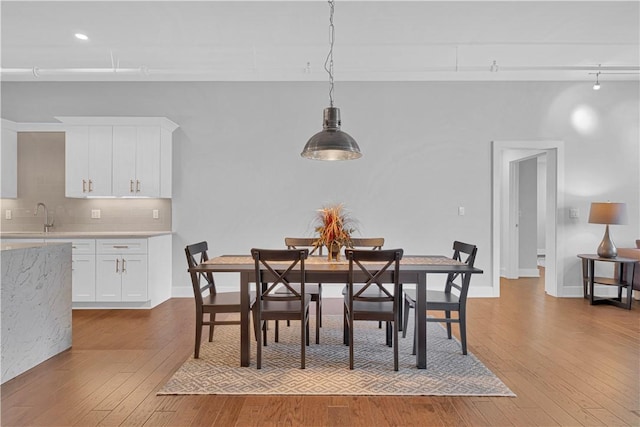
[315,304,320,345]
[275,320,279,342]
[411,320,416,356]
[343,307,349,346]
[209,313,215,342]
[385,322,392,347]
[460,310,467,355]
[257,320,263,370]
[402,297,411,338]
[445,310,452,339]
[262,321,268,346]
[318,295,323,328]
[194,317,203,359]
[301,312,306,369]
[393,317,399,372]
[349,314,354,370]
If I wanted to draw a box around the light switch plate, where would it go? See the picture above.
[569,208,579,219]
[152,209,159,219]
[5,210,11,220]
[91,209,101,219]
[458,206,465,216]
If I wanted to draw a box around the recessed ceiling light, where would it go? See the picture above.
[74,33,89,41]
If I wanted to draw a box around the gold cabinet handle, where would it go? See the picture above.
[130,180,134,193]
[115,259,119,273]
[113,245,129,249]
[136,180,140,193]
[122,259,126,273]
[82,179,87,193]
[88,179,93,192]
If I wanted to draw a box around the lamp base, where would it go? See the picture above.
[597,224,617,258]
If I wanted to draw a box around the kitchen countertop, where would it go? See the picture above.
[1,241,69,251]
[0,231,173,239]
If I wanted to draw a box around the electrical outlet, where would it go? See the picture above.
[91,209,101,219]
[458,206,465,216]
[5,210,11,220]
[569,208,579,219]
[152,209,159,219]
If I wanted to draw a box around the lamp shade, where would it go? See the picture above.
[588,202,628,225]
[301,107,362,161]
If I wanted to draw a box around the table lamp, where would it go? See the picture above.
[588,202,628,258]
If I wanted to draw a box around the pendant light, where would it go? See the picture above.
[301,0,362,161]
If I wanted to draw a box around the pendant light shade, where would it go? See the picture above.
[301,0,361,161]
[301,107,362,161]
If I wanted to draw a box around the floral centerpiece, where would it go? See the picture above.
[313,203,357,261]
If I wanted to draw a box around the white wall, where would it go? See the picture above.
[1,81,638,298]
[518,157,539,276]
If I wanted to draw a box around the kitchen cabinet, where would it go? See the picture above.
[69,240,96,302]
[1,119,18,198]
[59,117,178,199]
[96,239,148,302]
[112,126,161,197]
[2,233,172,308]
[65,126,113,197]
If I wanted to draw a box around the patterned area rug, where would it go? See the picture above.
[158,316,515,396]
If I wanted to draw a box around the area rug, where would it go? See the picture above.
[158,316,515,396]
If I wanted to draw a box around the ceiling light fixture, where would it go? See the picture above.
[592,72,601,90]
[301,0,361,161]
[74,33,89,41]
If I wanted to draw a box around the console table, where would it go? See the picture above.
[577,254,637,309]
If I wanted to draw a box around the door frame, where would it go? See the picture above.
[492,140,565,297]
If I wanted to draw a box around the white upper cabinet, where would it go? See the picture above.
[65,126,113,197]
[59,117,178,198]
[1,119,18,198]
[113,126,161,197]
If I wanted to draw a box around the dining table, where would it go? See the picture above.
[189,254,483,369]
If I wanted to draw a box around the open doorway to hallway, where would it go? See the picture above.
[492,140,565,297]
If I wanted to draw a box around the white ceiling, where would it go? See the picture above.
[1,0,639,82]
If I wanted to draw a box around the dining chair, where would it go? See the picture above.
[340,238,386,342]
[251,248,311,369]
[344,248,404,371]
[274,237,322,343]
[402,241,478,355]
[185,241,250,359]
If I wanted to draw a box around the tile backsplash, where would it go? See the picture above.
[0,132,171,232]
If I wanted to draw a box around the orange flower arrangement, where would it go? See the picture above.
[313,204,357,260]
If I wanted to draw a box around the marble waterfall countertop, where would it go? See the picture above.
[0,231,173,239]
[1,241,72,383]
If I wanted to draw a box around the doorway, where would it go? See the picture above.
[492,141,565,297]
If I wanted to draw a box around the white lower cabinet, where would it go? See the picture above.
[96,239,148,302]
[2,234,171,308]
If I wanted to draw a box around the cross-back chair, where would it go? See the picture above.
[402,241,478,355]
[251,248,311,369]
[274,237,322,343]
[185,241,248,359]
[344,248,404,371]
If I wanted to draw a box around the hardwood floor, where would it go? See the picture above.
[2,271,639,426]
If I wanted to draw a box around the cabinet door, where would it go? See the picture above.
[65,126,90,197]
[112,126,138,196]
[72,254,96,302]
[87,126,113,196]
[1,125,17,198]
[96,255,123,301]
[121,255,148,302]
[134,126,161,197]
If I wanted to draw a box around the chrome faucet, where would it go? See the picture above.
[34,202,54,233]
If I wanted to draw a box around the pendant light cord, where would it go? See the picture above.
[324,0,335,107]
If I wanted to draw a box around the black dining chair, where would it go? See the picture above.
[344,248,404,371]
[251,248,311,369]
[185,241,251,359]
[402,241,478,355]
[274,237,322,343]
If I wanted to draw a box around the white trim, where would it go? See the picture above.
[55,116,179,132]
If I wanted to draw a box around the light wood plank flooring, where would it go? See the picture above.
[2,271,639,426]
